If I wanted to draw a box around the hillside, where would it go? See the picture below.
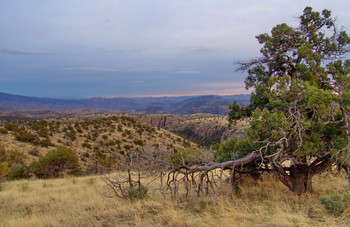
[0,114,198,174]
[0,92,250,115]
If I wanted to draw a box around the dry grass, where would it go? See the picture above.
[1,173,350,227]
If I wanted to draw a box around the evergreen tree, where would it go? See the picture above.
[233,7,350,193]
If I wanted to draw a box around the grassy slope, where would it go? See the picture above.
[1,173,349,227]
[0,114,198,171]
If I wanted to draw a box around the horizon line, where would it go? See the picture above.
[86,92,251,99]
[1,91,251,99]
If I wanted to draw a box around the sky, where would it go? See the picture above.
[0,0,349,98]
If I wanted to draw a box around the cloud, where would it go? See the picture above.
[202,82,246,89]
[100,48,147,54]
[178,47,222,55]
[0,48,48,56]
[197,82,252,94]
[174,70,200,75]
[129,66,171,73]
[62,67,119,72]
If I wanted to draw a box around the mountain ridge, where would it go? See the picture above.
[0,92,250,115]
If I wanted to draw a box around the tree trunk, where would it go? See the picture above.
[288,164,314,194]
[272,163,314,194]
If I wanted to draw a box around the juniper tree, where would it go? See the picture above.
[234,7,350,193]
[164,7,349,196]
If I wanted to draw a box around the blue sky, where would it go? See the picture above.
[0,0,349,98]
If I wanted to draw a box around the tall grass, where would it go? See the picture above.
[0,173,349,227]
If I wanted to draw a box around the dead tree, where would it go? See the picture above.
[165,151,261,198]
[100,148,170,199]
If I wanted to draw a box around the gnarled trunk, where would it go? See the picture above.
[272,162,313,194]
[288,164,314,193]
[272,155,332,194]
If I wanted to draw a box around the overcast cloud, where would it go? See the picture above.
[0,0,349,98]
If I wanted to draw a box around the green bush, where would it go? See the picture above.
[320,194,350,216]
[0,147,28,180]
[0,146,26,166]
[31,146,80,178]
[39,138,52,147]
[215,138,257,162]
[14,130,40,145]
[169,148,204,167]
[127,186,148,201]
[8,165,27,180]
[0,127,8,134]
[4,122,19,131]
[0,162,10,180]
[0,162,10,190]
[134,139,144,146]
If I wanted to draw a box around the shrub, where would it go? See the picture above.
[123,144,132,150]
[31,146,80,178]
[169,148,205,167]
[134,139,144,146]
[82,142,92,149]
[0,162,10,190]
[215,138,257,162]
[127,186,148,201]
[0,127,8,134]
[65,131,77,141]
[14,130,40,145]
[39,138,52,147]
[0,162,10,180]
[8,165,27,180]
[320,194,350,216]
[4,122,18,131]
[0,147,26,166]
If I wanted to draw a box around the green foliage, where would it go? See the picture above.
[65,131,77,141]
[39,138,52,147]
[4,122,19,131]
[94,152,116,171]
[31,146,80,178]
[0,127,8,134]
[215,138,257,162]
[127,186,148,201]
[0,147,26,165]
[232,7,350,193]
[133,139,144,146]
[235,6,350,160]
[14,130,40,145]
[169,148,205,167]
[320,194,350,216]
[8,165,27,180]
[0,147,28,180]
[0,162,10,180]
[228,101,252,124]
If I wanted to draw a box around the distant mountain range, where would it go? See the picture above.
[0,92,250,115]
